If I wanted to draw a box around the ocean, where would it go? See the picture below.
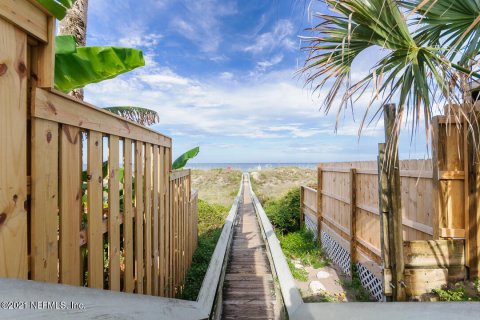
[186,163,317,172]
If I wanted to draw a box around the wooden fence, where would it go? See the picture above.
[300,107,480,300]
[301,159,466,299]
[302,160,435,269]
[0,1,197,299]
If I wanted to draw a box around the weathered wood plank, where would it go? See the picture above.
[0,18,28,279]
[123,138,134,293]
[404,240,465,268]
[31,119,58,283]
[87,131,104,289]
[59,125,82,286]
[108,135,120,291]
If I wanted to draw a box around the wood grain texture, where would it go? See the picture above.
[0,18,28,279]
[59,125,82,285]
[31,119,58,283]
[123,138,134,293]
[0,0,49,42]
[135,142,144,294]
[34,88,172,148]
[144,143,152,295]
[159,147,166,296]
[108,135,120,291]
[152,145,159,296]
[87,131,104,289]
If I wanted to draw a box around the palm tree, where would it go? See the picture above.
[301,0,480,135]
[58,0,89,100]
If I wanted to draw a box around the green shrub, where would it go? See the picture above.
[277,228,326,270]
[264,188,301,233]
[432,283,479,301]
[179,199,229,300]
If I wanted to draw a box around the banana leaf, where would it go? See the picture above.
[172,147,200,170]
[55,35,77,55]
[55,44,145,92]
[36,0,76,20]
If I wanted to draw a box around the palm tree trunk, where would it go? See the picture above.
[58,0,89,100]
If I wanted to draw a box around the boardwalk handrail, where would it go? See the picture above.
[0,173,245,319]
[248,178,480,320]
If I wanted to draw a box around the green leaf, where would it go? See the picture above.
[55,35,77,55]
[55,46,145,92]
[35,0,76,20]
[172,147,200,170]
[103,106,159,126]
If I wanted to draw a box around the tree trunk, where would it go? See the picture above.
[58,0,89,100]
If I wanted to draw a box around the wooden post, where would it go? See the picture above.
[300,186,305,229]
[432,115,466,240]
[383,104,406,301]
[317,168,323,244]
[467,111,480,279]
[378,143,392,300]
[350,168,357,274]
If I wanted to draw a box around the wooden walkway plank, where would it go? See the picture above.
[222,179,277,320]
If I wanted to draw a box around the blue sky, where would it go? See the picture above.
[83,0,430,163]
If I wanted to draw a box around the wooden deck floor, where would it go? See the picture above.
[222,179,277,320]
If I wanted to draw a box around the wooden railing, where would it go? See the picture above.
[0,2,198,299]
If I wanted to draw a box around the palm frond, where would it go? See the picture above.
[301,0,469,135]
[103,106,160,126]
[401,0,480,65]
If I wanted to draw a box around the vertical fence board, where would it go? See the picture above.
[123,138,134,293]
[317,168,323,242]
[59,125,82,285]
[159,147,166,296]
[350,169,357,270]
[87,131,104,289]
[144,143,152,295]
[153,145,159,296]
[31,119,58,282]
[108,135,120,291]
[0,19,28,279]
[135,142,144,294]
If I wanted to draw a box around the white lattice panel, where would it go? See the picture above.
[304,214,384,301]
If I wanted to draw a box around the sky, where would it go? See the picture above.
[83,0,430,163]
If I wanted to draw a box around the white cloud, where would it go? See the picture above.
[219,72,234,80]
[118,33,163,48]
[244,19,296,55]
[256,54,284,71]
[171,0,237,53]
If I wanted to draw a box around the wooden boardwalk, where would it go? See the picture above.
[222,179,278,320]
